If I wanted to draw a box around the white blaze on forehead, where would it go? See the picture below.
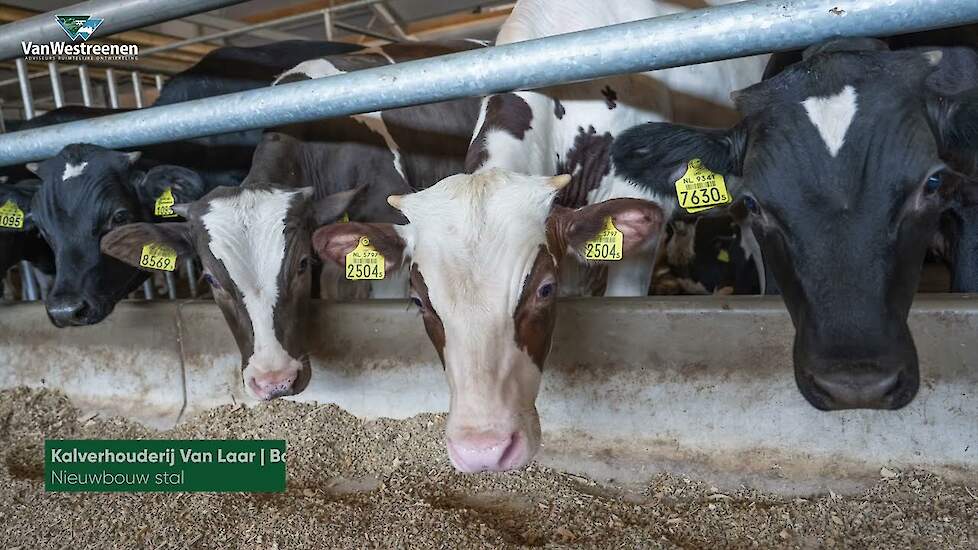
[274,57,406,180]
[202,188,298,365]
[62,161,87,180]
[802,85,858,157]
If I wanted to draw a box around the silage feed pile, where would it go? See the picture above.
[1,387,976,549]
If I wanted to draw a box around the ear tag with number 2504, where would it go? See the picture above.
[584,217,623,261]
[0,200,25,229]
[139,243,177,272]
[346,237,385,280]
[674,159,731,214]
[154,187,178,218]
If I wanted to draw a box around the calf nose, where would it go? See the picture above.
[810,364,902,410]
[46,297,91,327]
[447,432,526,473]
[248,371,298,401]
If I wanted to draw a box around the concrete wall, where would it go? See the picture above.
[1,296,975,492]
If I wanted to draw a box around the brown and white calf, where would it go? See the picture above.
[314,169,663,472]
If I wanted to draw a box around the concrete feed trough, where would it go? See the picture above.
[0,295,975,492]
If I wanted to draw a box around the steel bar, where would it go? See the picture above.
[14,58,34,120]
[3,0,978,165]
[78,65,94,107]
[185,260,198,297]
[131,71,144,108]
[333,21,399,42]
[143,279,153,299]
[323,10,334,41]
[184,13,303,42]
[48,63,65,108]
[154,74,165,92]
[140,0,384,56]
[0,0,252,61]
[372,2,415,41]
[105,68,119,108]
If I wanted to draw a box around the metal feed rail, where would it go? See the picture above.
[1,0,977,166]
[0,0,252,62]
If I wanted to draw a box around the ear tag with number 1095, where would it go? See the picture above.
[154,187,178,218]
[139,243,177,272]
[584,217,623,261]
[346,237,385,280]
[674,159,731,214]
[0,200,25,229]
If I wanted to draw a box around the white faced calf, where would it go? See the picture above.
[101,184,359,400]
[314,169,662,472]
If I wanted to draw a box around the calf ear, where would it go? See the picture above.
[311,185,366,226]
[553,198,665,259]
[101,222,193,268]
[612,122,745,199]
[312,222,406,273]
[132,165,207,213]
[0,181,40,233]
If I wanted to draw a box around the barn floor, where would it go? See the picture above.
[1,388,976,549]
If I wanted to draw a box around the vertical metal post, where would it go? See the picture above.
[185,261,198,297]
[154,74,164,91]
[48,62,65,108]
[131,71,144,108]
[15,58,35,120]
[0,100,6,133]
[323,9,334,41]
[15,57,39,301]
[105,68,120,108]
[78,65,94,107]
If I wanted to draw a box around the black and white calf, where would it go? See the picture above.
[465,0,766,297]
[613,30,978,410]
[101,41,484,401]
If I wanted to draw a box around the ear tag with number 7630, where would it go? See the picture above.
[139,243,177,272]
[584,217,623,261]
[346,237,385,280]
[154,187,178,218]
[674,159,731,214]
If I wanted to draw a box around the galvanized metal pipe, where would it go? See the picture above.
[14,58,34,121]
[154,74,165,92]
[2,0,978,165]
[131,71,144,108]
[78,65,94,107]
[105,69,120,109]
[0,0,252,62]
[48,63,65,109]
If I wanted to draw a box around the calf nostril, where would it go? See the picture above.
[448,432,523,473]
[249,373,298,400]
[811,367,902,409]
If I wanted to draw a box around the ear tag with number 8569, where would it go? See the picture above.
[139,243,177,272]
[674,159,731,214]
[346,237,385,280]
[584,217,623,261]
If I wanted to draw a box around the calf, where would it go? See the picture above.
[26,144,219,325]
[612,31,978,410]
[465,0,766,297]
[101,42,483,401]
[314,169,663,472]
[0,180,54,296]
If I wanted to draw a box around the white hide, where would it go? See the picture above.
[802,85,858,158]
[62,162,87,180]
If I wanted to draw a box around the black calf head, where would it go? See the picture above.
[27,143,210,326]
[0,180,53,278]
[613,40,978,410]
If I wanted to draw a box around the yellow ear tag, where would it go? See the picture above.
[0,200,25,229]
[339,212,350,223]
[717,249,731,263]
[584,216,623,261]
[154,187,178,218]
[345,236,385,280]
[674,159,731,214]
[139,243,177,272]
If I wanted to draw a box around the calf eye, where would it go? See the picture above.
[203,273,221,290]
[742,196,760,214]
[537,282,555,299]
[110,209,131,225]
[297,256,310,274]
[925,173,943,194]
[410,296,425,310]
